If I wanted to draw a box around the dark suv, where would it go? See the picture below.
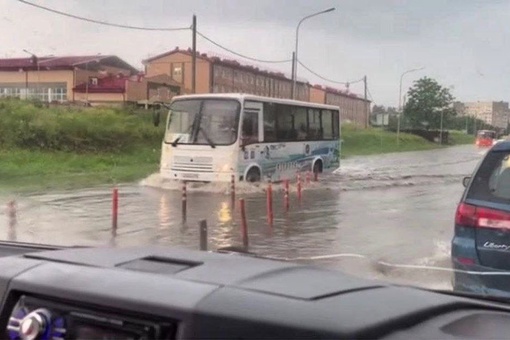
[452,141,510,297]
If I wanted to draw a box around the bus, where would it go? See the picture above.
[155,93,341,183]
[475,129,496,147]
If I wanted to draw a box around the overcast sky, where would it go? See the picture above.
[1,0,509,106]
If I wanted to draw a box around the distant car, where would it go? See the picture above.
[452,141,510,297]
[475,130,496,147]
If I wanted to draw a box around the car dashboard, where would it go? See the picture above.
[0,241,509,339]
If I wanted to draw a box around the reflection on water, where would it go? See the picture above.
[158,194,172,230]
[217,202,232,224]
[0,145,484,290]
[212,201,235,250]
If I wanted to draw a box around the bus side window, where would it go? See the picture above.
[322,110,333,139]
[333,110,340,139]
[263,103,277,142]
[294,107,307,140]
[276,104,295,141]
[308,108,321,140]
[242,111,259,144]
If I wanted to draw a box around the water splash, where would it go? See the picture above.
[415,240,451,267]
[139,172,331,195]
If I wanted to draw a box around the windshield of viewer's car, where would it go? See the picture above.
[5,0,510,304]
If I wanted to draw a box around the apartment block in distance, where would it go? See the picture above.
[143,47,370,127]
[462,101,510,129]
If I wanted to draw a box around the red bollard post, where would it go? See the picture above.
[112,188,118,232]
[239,198,249,248]
[297,173,302,201]
[230,174,236,209]
[314,170,319,182]
[182,181,187,221]
[284,180,290,212]
[266,183,273,225]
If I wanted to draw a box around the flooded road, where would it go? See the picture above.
[0,145,486,290]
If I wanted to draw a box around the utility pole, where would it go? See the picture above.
[440,110,444,145]
[85,62,89,103]
[192,14,197,94]
[23,50,39,100]
[291,52,295,99]
[364,75,368,128]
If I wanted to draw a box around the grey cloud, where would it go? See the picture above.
[63,0,506,41]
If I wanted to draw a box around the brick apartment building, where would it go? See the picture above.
[143,47,370,127]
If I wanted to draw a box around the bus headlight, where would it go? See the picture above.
[221,164,231,172]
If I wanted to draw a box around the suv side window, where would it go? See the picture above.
[468,151,510,201]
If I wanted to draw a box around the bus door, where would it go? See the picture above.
[240,101,263,164]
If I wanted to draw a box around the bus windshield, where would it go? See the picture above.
[166,99,240,146]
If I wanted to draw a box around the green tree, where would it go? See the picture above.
[404,77,455,129]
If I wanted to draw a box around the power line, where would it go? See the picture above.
[196,31,292,64]
[17,0,190,31]
[297,60,364,85]
[17,0,366,88]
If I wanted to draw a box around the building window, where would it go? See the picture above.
[172,64,183,83]
[0,87,21,98]
[0,85,67,102]
[52,87,67,101]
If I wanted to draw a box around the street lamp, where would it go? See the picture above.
[292,7,335,99]
[23,49,40,100]
[396,66,425,145]
[429,107,444,145]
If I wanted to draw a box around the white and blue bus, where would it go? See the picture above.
[157,93,341,183]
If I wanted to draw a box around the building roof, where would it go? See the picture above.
[143,47,208,63]
[73,75,128,94]
[143,47,369,102]
[145,74,183,88]
[0,55,139,74]
[144,47,291,82]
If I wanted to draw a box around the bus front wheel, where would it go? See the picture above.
[313,160,323,174]
[245,168,261,183]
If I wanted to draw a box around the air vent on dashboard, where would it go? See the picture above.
[116,256,202,275]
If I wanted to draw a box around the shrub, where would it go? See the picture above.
[0,99,164,153]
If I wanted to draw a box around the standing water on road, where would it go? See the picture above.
[0,145,485,290]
